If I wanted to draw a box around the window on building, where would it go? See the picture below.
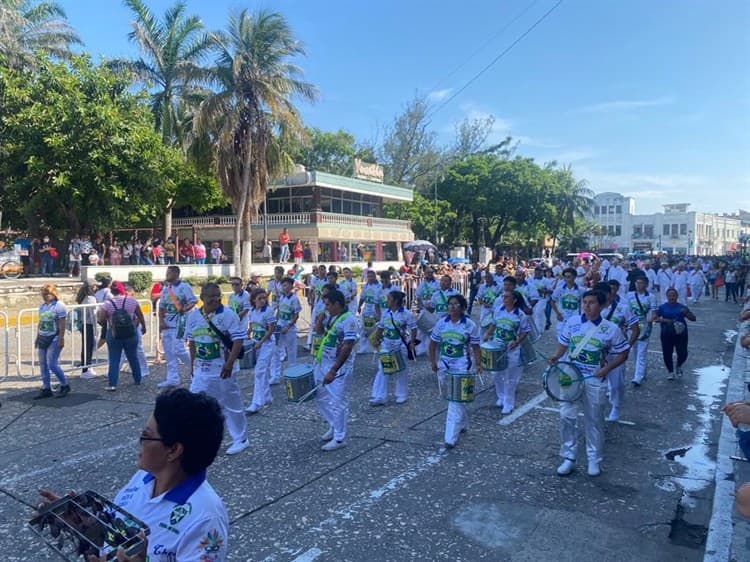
[633,225,642,235]
[680,224,687,235]
[601,206,607,215]
[594,206,599,215]
[615,225,622,236]
[663,224,670,236]
[644,225,654,238]
[616,205,622,214]
[671,224,678,237]
[608,205,615,214]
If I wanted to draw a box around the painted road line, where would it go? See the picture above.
[535,405,635,425]
[498,391,547,426]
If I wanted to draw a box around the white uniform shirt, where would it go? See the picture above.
[603,296,638,333]
[248,305,276,344]
[644,268,657,291]
[318,312,358,369]
[185,306,244,375]
[339,278,358,303]
[672,270,689,292]
[416,278,440,306]
[227,290,252,332]
[558,315,630,376]
[552,284,585,322]
[656,268,673,289]
[490,306,530,344]
[626,290,657,326]
[360,282,382,318]
[377,307,417,352]
[113,469,228,562]
[267,279,284,310]
[276,292,302,329]
[160,281,198,329]
[517,280,540,306]
[430,288,459,317]
[430,315,480,372]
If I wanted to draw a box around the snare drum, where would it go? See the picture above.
[480,341,508,372]
[379,350,406,374]
[442,371,476,403]
[416,310,438,333]
[284,364,315,402]
[519,336,537,366]
[239,341,257,370]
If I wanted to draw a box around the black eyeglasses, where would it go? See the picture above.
[139,435,165,445]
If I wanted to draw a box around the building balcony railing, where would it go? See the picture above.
[172,211,411,230]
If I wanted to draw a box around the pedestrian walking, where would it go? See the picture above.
[33,284,70,399]
[75,280,98,378]
[654,287,697,379]
[158,266,197,387]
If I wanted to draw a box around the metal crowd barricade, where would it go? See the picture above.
[0,311,9,382]
[14,299,159,380]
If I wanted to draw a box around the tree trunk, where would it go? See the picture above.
[164,200,173,241]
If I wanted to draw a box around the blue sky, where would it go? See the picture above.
[59,0,750,215]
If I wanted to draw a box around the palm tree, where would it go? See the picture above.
[0,0,81,70]
[195,9,317,278]
[549,164,594,255]
[113,0,214,235]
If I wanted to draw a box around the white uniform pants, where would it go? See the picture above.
[492,347,521,409]
[162,328,189,384]
[559,375,607,463]
[370,347,408,401]
[415,329,430,357]
[439,369,469,445]
[606,362,625,409]
[631,338,649,383]
[249,341,274,408]
[314,362,353,442]
[532,299,547,334]
[270,327,297,381]
[689,282,703,303]
[358,318,378,354]
[676,287,687,304]
[190,368,248,443]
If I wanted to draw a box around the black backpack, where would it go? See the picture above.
[112,297,136,339]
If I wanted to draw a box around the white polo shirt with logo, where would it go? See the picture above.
[113,469,228,562]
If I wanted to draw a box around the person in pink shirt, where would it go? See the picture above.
[194,238,207,264]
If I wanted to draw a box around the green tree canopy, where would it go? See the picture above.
[0,55,192,235]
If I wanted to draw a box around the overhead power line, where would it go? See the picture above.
[428,0,564,118]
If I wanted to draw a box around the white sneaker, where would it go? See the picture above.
[81,369,97,379]
[321,427,334,441]
[321,439,347,451]
[501,406,513,415]
[245,404,260,414]
[606,407,619,422]
[395,397,408,404]
[157,380,179,388]
[557,459,575,476]
[587,461,601,477]
[666,372,675,380]
[269,378,281,386]
[676,367,684,378]
[226,439,250,455]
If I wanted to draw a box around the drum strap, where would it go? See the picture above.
[316,311,350,363]
[389,311,418,360]
[569,321,600,361]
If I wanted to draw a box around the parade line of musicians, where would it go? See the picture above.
[37,261,696,478]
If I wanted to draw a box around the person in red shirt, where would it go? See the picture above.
[278,228,291,262]
[293,239,303,263]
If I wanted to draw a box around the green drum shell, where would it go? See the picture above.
[442,371,475,403]
[480,341,508,372]
[239,341,257,370]
[379,350,406,374]
[284,364,315,402]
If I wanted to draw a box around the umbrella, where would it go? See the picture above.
[404,240,436,252]
[448,257,469,265]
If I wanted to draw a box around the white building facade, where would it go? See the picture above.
[588,196,745,256]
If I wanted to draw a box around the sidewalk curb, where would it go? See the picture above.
[704,334,749,561]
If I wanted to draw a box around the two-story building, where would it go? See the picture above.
[171,168,415,263]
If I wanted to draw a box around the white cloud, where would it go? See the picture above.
[573,97,674,114]
[427,88,453,102]
[515,136,563,149]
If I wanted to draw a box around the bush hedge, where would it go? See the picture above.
[128,271,153,293]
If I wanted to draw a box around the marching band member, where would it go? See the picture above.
[486,289,530,414]
[375,270,400,319]
[627,275,657,387]
[315,289,358,451]
[599,281,638,421]
[369,290,417,406]
[426,275,458,318]
[531,267,549,333]
[429,294,481,449]
[267,265,286,311]
[185,283,249,456]
[542,268,558,330]
[546,290,630,477]
[245,289,276,414]
[357,269,381,354]
[158,266,197,388]
[477,271,501,331]
[305,265,328,350]
[341,266,359,314]
[227,276,251,333]
[550,268,585,336]
[269,277,301,384]
[415,267,440,355]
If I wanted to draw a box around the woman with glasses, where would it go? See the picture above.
[429,294,481,449]
[39,389,229,561]
[33,284,70,399]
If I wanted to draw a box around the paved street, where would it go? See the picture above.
[0,299,748,561]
